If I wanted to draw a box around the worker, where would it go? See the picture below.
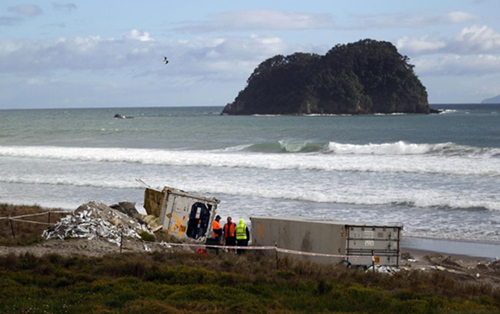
[235,218,249,255]
[212,215,222,244]
[223,216,236,252]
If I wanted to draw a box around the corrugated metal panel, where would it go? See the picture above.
[251,215,403,228]
[251,216,402,267]
[346,225,401,267]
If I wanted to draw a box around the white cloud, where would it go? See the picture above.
[396,36,447,54]
[0,16,22,26]
[123,29,154,42]
[454,25,500,53]
[414,54,500,76]
[443,11,479,23]
[0,32,296,84]
[52,3,77,13]
[8,5,43,18]
[397,25,500,55]
[351,11,479,29]
[175,10,335,32]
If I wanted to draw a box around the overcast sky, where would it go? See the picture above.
[1,0,499,109]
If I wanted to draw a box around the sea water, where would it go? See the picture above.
[0,104,499,250]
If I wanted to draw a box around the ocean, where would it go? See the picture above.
[1,104,499,252]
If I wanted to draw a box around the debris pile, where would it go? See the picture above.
[43,201,152,246]
[366,265,400,275]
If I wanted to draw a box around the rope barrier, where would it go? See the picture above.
[10,219,55,226]
[0,212,390,261]
[166,242,276,251]
[162,242,371,259]
[0,211,68,220]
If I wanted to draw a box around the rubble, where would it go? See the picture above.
[43,201,153,246]
[365,265,400,275]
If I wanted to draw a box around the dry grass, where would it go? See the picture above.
[0,203,69,246]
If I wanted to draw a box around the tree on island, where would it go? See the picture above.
[222,39,430,115]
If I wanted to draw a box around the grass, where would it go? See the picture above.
[0,203,68,246]
[1,203,499,313]
[0,252,499,313]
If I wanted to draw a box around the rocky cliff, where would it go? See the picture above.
[222,39,429,115]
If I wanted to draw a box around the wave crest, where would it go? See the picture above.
[222,141,500,156]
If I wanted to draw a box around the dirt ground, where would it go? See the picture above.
[400,248,500,287]
[0,237,192,257]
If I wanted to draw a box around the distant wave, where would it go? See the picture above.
[220,141,328,153]
[325,141,484,156]
[1,175,499,212]
[374,113,406,116]
[223,141,499,157]
[246,141,329,153]
[440,109,458,114]
[0,144,499,177]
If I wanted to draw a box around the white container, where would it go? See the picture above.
[144,186,220,241]
[250,215,402,267]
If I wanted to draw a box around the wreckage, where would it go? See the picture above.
[143,185,220,241]
[42,185,220,246]
[43,201,152,246]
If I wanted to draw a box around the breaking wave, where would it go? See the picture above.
[223,141,499,156]
[0,144,499,176]
[325,141,488,156]
[1,176,499,212]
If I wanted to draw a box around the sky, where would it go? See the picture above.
[1,0,499,109]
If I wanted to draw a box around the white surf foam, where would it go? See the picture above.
[2,170,499,212]
[1,145,499,176]
[327,141,453,155]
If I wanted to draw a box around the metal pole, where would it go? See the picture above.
[9,217,15,240]
[274,241,278,270]
[120,233,123,253]
[372,249,375,273]
[48,212,51,224]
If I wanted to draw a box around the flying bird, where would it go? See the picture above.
[164,56,169,65]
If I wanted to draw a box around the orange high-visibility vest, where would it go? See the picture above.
[224,223,235,238]
[213,220,222,238]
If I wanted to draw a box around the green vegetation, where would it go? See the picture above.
[1,203,499,313]
[222,39,430,115]
[0,252,499,313]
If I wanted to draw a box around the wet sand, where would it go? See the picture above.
[402,237,500,260]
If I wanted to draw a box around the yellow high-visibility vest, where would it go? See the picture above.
[236,224,247,240]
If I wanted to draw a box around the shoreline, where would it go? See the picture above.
[3,202,499,261]
[402,236,500,260]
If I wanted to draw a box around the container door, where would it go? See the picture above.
[346,226,401,267]
[186,202,211,239]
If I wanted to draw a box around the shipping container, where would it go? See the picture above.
[250,216,402,267]
[143,186,220,241]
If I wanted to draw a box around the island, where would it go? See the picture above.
[481,95,500,104]
[222,39,431,115]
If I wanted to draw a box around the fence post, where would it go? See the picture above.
[274,241,278,270]
[9,217,15,240]
[120,233,123,253]
[48,212,51,225]
[372,249,375,273]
